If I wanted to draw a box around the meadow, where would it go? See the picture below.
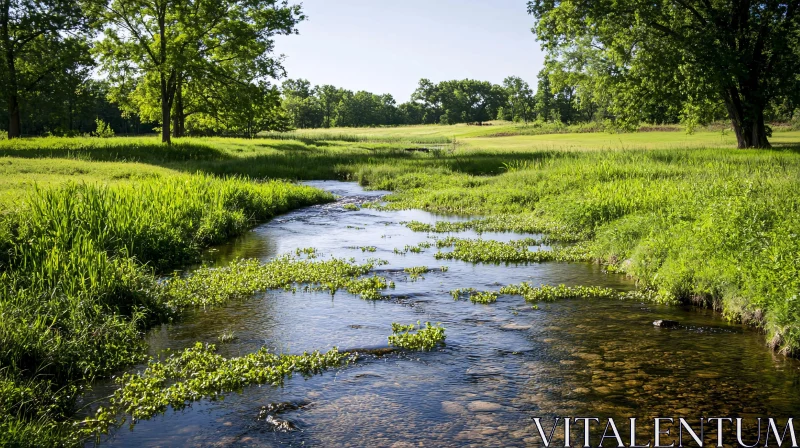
[1,125,799,445]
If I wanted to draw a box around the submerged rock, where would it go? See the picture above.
[467,400,503,412]
[653,319,679,328]
[263,415,297,432]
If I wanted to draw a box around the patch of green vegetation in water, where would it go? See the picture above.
[161,255,393,307]
[499,283,621,304]
[449,288,499,304]
[393,241,432,255]
[387,322,446,351]
[403,266,430,280]
[83,343,352,436]
[434,237,590,263]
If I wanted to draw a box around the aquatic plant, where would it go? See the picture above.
[499,283,621,304]
[83,343,352,435]
[388,322,446,351]
[342,203,359,211]
[160,255,392,308]
[450,287,477,300]
[404,266,430,280]
[449,288,498,304]
[434,237,589,263]
[393,241,433,255]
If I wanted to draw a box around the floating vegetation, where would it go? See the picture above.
[388,322,446,351]
[450,288,477,300]
[404,266,430,280]
[84,343,352,433]
[470,291,499,304]
[499,283,621,304]
[361,246,377,252]
[401,216,585,242]
[449,287,498,304]
[295,247,320,258]
[434,238,589,263]
[393,241,433,255]
[160,255,392,308]
[342,203,360,211]
[217,330,237,344]
[346,225,365,230]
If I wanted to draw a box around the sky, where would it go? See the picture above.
[272,0,545,103]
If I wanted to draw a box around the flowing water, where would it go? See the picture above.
[91,181,800,447]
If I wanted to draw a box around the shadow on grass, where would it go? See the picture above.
[0,139,570,179]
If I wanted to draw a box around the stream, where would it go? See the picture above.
[90,181,800,447]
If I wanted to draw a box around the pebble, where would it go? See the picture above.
[467,400,503,412]
[441,401,466,414]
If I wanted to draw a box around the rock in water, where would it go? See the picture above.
[653,319,679,328]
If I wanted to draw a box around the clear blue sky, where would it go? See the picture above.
[273,0,544,103]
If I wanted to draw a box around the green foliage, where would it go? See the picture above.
[92,0,305,142]
[161,256,391,308]
[403,266,430,280]
[527,0,800,147]
[388,322,446,351]
[92,118,115,138]
[434,237,589,263]
[499,283,621,304]
[0,172,332,446]
[450,288,498,304]
[394,241,433,255]
[83,343,351,435]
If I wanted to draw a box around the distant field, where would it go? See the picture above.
[269,122,800,151]
[1,127,799,205]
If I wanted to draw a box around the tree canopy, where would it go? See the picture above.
[528,0,800,148]
[91,0,304,143]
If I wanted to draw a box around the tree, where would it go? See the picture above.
[502,76,534,123]
[316,84,342,128]
[0,0,89,138]
[528,1,800,148]
[92,0,303,144]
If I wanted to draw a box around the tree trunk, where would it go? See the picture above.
[172,76,185,138]
[7,87,20,138]
[161,82,171,144]
[723,87,771,149]
[1,0,20,139]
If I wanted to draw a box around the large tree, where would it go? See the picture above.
[502,76,534,123]
[92,0,303,144]
[0,0,88,138]
[528,0,800,148]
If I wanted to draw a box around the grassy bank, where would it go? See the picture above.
[0,174,332,445]
[1,129,800,444]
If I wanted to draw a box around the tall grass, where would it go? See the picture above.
[0,174,332,446]
[345,147,800,354]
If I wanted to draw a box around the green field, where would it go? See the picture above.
[2,127,800,445]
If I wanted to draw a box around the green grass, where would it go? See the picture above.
[1,127,800,445]
[0,173,333,445]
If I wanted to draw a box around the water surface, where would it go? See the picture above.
[92,181,800,447]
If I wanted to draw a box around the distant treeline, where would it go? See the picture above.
[280,70,800,130]
[2,0,798,141]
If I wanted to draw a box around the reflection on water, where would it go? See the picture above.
[91,181,800,447]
